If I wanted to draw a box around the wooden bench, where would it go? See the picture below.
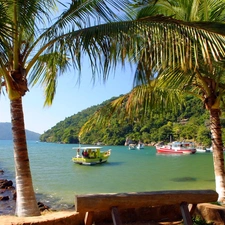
[75,189,218,225]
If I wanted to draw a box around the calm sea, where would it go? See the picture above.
[0,140,215,211]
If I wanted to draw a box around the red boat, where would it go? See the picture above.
[156,141,196,154]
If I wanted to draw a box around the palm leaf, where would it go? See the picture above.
[28,15,225,105]
[79,82,185,136]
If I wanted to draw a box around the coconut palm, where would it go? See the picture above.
[79,0,225,203]
[0,0,133,217]
[2,0,225,217]
[133,0,225,204]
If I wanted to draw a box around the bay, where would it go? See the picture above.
[0,140,215,211]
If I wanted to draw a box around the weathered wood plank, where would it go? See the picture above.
[75,190,217,213]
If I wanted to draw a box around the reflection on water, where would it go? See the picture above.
[171,177,197,182]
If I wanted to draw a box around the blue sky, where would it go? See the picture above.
[0,63,134,134]
[0,2,136,134]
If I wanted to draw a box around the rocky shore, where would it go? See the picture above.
[0,170,16,215]
[0,170,50,216]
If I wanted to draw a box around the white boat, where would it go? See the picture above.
[72,146,111,165]
[205,146,225,152]
[137,143,144,149]
[196,146,209,153]
[156,141,196,154]
[206,147,213,152]
[128,144,136,150]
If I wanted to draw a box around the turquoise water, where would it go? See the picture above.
[0,140,215,210]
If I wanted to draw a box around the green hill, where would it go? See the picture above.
[40,95,224,147]
[0,122,40,140]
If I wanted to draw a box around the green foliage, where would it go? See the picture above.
[192,216,214,225]
[40,94,223,146]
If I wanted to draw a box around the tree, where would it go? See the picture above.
[197,126,211,146]
[2,0,225,217]
[133,0,225,203]
[0,0,134,217]
[79,0,225,203]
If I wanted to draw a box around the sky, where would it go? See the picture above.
[0,63,135,134]
[0,2,136,134]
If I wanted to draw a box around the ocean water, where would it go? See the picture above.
[0,140,215,211]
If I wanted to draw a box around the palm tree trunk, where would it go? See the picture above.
[210,108,225,203]
[10,98,40,216]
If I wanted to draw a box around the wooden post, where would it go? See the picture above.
[111,206,122,225]
[188,203,197,216]
[84,211,94,225]
[180,202,193,225]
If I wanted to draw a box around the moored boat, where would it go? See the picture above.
[128,144,136,150]
[72,146,111,165]
[136,142,144,150]
[206,146,213,152]
[196,146,212,153]
[156,141,196,154]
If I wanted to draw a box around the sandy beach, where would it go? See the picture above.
[0,210,79,225]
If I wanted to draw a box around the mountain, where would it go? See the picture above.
[0,122,40,140]
[39,95,217,147]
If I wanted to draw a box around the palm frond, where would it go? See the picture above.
[64,16,225,79]
[0,2,13,38]
[135,0,225,22]
[79,82,185,136]
[14,0,57,35]
[42,0,133,38]
[28,52,71,106]
[26,15,225,106]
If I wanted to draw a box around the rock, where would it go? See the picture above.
[0,196,9,201]
[0,179,13,189]
[38,201,50,212]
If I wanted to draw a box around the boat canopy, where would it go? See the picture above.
[72,146,102,150]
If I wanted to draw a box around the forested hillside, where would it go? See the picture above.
[0,122,40,140]
[39,95,225,146]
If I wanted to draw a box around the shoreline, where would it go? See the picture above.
[0,175,224,225]
[0,177,16,215]
[0,167,75,216]
[0,184,74,216]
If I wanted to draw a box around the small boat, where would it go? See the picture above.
[206,146,213,152]
[196,146,212,153]
[137,142,144,149]
[72,146,111,165]
[156,141,196,154]
[128,144,136,150]
[196,146,207,153]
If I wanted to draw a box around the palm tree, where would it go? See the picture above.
[0,0,133,217]
[2,0,225,217]
[133,0,225,204]
[79,0,225,203]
